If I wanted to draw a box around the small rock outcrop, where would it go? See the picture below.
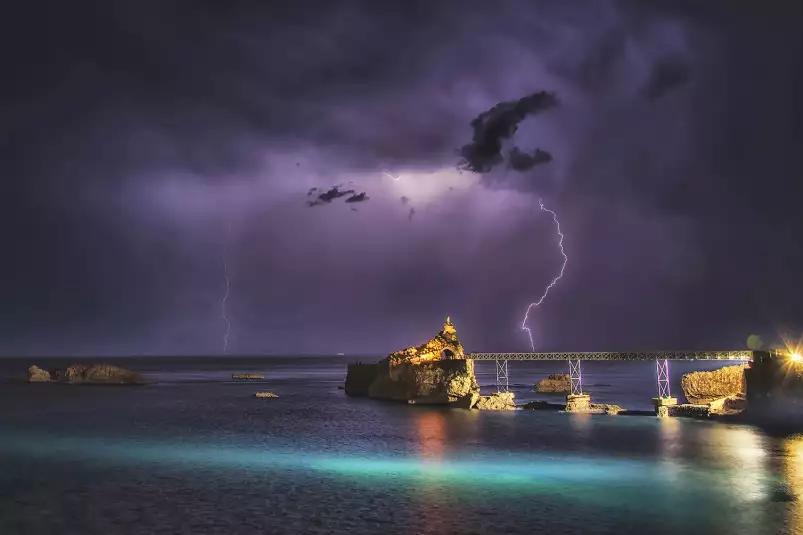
[255,392,279,398]
[233,374,264,380]
[533,373,571,393]
[681,364,747,404]
[474,392,516,410]
[27,365,51,382]
[589,403,625,415]
[344,318,479,405]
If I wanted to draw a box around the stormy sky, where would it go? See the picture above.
[2,0,802,356]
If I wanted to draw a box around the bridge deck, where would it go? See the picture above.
[468,351,753,361]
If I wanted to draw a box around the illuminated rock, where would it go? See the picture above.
[27,365,50,382]
[345,317,479,405]
[474,392,516,410]
[681,364,747,404]
[232,374,265,380]
[387,317,465,366]
[367,359,479,403]
[565,394,591,412]
[533,373,571,393]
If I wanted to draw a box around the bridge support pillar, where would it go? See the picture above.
[565,394,591,412]
[495,360,509,393]
[652,397,678,418]
[568,359,583,395]
[656,359,671,399]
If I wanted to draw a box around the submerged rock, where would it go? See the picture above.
[27,365,51,382]
[344,318,479,405]
[474,392,516,410]
[533,373,571,393]
[681,364,747,404]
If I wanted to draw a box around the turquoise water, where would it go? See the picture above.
[0,357,801,534]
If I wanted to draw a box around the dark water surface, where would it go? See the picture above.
[1,356,802,534]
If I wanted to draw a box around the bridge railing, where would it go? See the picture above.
[468,351,754,361]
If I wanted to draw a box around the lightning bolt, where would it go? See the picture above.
[383,172,401,181]
[521,198,568,351]
[222,220,232,354]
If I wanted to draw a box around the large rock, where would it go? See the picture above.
[534,373,571,393]
[345,317,479,405]
[367,359,479,403]
[27,365,50,382]
[61,364,146,384]
[474,392,516,410]
[344,362,381,396]
[681,364,747,404]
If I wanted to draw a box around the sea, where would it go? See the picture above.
[1,356,801,535]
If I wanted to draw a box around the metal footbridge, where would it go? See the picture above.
[467,350,758,400]
[469,351,753,361]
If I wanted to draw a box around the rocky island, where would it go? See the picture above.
[27,363,147,385]
[344,317,514,409]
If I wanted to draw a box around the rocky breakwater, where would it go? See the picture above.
[27,363,148,385]
[344,317,506,408]
[681,364,747,405]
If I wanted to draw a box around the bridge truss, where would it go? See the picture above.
[469,351,753,361]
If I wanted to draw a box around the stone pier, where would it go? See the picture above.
[652,397,678,418]
[565,394,591,412]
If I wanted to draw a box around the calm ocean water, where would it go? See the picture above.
[1,356,801,534]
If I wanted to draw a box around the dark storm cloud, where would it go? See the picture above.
[457,91,559,174]
[306,186,356,207]
[1,0,801,355]
[344,193,369,203]
[508,147,554,172]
